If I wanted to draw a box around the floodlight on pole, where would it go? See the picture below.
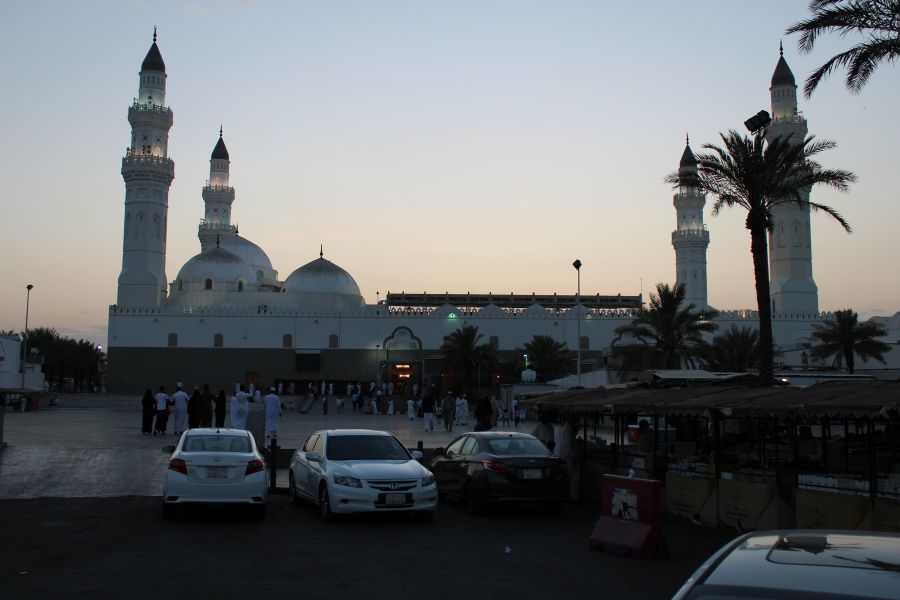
[572,260,582,387]
[21,284,33,390]
[744,110,771,134]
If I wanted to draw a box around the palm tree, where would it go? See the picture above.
[440,325,495,393]
[786,0,900,97]
[704,326,760,372]
[810,309,892,373]
[667,131,855,384]
[612,283,718,372]
[520,335,569,382]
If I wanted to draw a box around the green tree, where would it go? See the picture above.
[612,283,718,372]
[786,0,900,97]
[439,325,495,393]
[667,131,855,384]
[520,335,569,382]
[704,325,760,372]
[810,309,892,373]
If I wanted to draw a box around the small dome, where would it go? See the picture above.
[176,246,255,285]
[283,256,362,297]
[211,134,229,160]
[141,42,166,73]
[478,303,506,317]
[521,303,549,317]
[771,55,796,87]
[220,235,273,272]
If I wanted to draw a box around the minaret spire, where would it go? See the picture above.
[320,244,324,258]
[779,40,783,57]
[153,26,157,43]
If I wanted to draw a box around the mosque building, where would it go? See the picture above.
[106,33,899,393]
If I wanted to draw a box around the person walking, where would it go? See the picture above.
[230,385,251,430]
[489,395,500,428]
[407,397,415,420]
[154,386,170,435]
[172,385,189,435]
[199,384,214,427]
[263,386,282,445]
[214,389,227,428]
[421,393,435,432]
[455,394,466,427]
[140,389,155,435]
[187,388,201,429]
[441,391,456,432]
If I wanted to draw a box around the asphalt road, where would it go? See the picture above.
[0,495,735,600]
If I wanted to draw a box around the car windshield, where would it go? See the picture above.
[326,435,411,461]
[183,435,250,453]
[487,438,550,456]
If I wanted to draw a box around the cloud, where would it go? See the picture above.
[180,2,214,15]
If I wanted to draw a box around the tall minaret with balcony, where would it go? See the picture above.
[199,128,238,250]
[117,29,175,307]
[766,43,818,314]
[672,136,710,308]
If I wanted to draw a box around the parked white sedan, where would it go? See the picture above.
[289,429,437,521]
[162,428,268,519]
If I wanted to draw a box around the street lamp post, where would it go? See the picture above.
[375,344,381,384]
[21,284,33,391]
[572,260,582,387]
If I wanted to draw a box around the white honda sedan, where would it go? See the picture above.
[162,428,268,519]
[288,429,437,521]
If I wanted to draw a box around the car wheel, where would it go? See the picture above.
[318,484,333,522]
[162,502,177,520]
[288,471,300,506]
[463,484,482,515]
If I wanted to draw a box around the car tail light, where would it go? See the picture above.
[168,458,188,475]
[245,459,265,475]
[482,460,508,475]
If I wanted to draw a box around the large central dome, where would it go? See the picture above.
[282,254,364,310]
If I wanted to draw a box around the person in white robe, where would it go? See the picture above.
[230,385,251,430]
[263,387,282,443]
[407,398,415,420]
[172,386,189,435]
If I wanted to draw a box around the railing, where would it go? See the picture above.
[198,220,237,233]
[203,184,234,193]
[130,101,171,116]
[121,154,174,172]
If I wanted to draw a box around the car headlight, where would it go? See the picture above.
[422,472,435,487]
[333,473,362,488]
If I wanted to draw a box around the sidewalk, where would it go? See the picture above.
[0,394,533,499]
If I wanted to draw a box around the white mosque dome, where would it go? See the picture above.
[478,303,506,317]
[282,254,364,310]
[521,303,550,317]
[220,234,275,281]
[174,246,257,292]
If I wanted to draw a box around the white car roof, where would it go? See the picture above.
[184,428,249,437]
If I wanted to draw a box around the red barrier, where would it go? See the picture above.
[589,474,669,558]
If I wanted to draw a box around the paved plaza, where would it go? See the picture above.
[0,393,539,499]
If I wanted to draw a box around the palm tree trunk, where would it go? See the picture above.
[749,225,774,385]
[845,348,855,374]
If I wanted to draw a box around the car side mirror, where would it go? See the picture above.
[432,447,445,456]
[161,445,175,454]
[411,450,423,461]
[306,451,323,463]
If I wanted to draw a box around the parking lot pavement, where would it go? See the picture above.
[0,495,736,600]
[2,395,577,499]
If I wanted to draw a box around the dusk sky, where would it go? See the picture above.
[2,1,898,348]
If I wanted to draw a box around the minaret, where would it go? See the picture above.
[117,29,175,307]
[672,135,710,308]
[766,43,818,314]
[199,127,238,251]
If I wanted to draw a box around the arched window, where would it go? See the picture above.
[282,334,292,348]
[205,279,212,290]
[167,333,178,347]
[214,333,224,348]
[177,279,183,292]
[153,213,161,239]
[237,280,244,292]
[329,334,339,349]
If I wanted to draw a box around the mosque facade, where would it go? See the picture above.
[106,35,899,393]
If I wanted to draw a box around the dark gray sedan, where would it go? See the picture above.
[430,431,567,513]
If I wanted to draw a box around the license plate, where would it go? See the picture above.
[522,469,542,480]
[206,466,228,479]
[385,493,405,505]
